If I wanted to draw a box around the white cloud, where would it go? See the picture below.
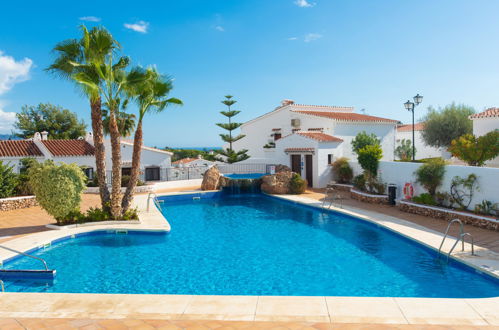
[0,51,33,95]
[295,0,315,7]
[215,25,225,32]
[79,16,101,22]
[287,37,298,40]
[304,33,322,42]
[124,20,149,33]
[0,108,16,133]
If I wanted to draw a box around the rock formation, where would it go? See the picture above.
[201,166,222,190]
[261,170,294,194]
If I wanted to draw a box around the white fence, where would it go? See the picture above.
[349,161,499,209]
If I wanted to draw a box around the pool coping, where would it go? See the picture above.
[0,191,498,325]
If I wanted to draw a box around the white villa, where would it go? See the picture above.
[0,131,172,182]
[233,100,399,188]
[395,123,450,160]
[172,156,217,168]
[470,107,499,167]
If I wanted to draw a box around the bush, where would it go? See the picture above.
[357,144,383,177]
[366,174,386,195]
[412,193,437,206]
[414,158,446,196]
[474,200,498,216]
[29,161,87,223]
[449,131,499,166]
[331,157,353,183]
[121,175,145,187]
[14,158,37,196]
[352,174,366,191]
[395,139,415,161]
[289,173,307,194]
[449,174,478,210]
[0,161,18,198]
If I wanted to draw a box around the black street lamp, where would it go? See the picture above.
[403,94,423,161]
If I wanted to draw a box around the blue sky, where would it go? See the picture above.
[1,0,499,147]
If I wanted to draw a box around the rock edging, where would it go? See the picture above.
[399,200,499,231]
[350,189,389,204]
[0,196,38,212]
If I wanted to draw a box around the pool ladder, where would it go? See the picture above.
[0,245,50,271]
[0,280,4,292]
[437,219,475,261]
[147,192,163,212]
[321,184,343,211]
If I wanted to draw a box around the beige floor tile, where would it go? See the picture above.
[326,297,408,324]
[45,294,119,313]
[184,295,258,316]
[113,294,192,314]
[253,315,331,323]
[395,298,488,325]
[465,297,499,326]
[0,293,55,312]
[255,296,329,318]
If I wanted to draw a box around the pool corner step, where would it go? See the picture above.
[0,269,56,280]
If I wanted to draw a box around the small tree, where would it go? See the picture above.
[216,95,250,163]
[29,161,87,223]
[14,103,87,139]
[357,145,383,177]
[414,158,446,196]
[395,139,416,161]
[449,131,499,166]
[0,161,18,198]
[420,103,475,149]
[351,131,380,154]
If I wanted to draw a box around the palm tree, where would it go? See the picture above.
[46,26,118,209]
[102,99,136,138]
[121,67,182,211]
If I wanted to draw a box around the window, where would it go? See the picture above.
[83,167,94,180]
[274,133,282,141]
[327,154,333,165]
[122,167,132,176]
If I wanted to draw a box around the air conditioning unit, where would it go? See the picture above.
[291,119,301,128]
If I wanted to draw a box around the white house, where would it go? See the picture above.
[470,107,499,167]
[0,131,172,182]
[395,123,450,160]
[232,100,399,188]
[172,156,217,168]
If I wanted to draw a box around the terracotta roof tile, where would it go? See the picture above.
[469,108,499,119]
[397,123,425,132]
[0,140,43,157]
[41,140,95,156]
[172,157,198,165]
[297,132,343,142]
[284,147,315,153]
[293,110,399,123]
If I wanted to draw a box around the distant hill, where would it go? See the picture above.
[0,134,21,140]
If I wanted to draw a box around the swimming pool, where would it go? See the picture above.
[2,193,499,297]
[223,173,266,179]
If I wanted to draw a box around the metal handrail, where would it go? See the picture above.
[437,218,475,260]
[0,245,49,271]
[0,280,4,292]
[147,192,158,212]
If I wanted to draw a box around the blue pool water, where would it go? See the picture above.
[224,173,266,179]
[2,193,499,297]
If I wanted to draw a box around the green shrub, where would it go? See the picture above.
[14,158,38,196]
[366,174,386,195]
[449,174,478,210]
[122,207,139,220]
[332,157,353,183]
[85,206,111,222]
[357,144,383,177]
[412,193,437,206]
[28,161,87,223]
[474,200,498,216]
[289,173,307,194]
[0,161,18,198]
[414,158,446,196]
[352,174,366,191]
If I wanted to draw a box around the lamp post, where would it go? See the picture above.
[403,93,423,161]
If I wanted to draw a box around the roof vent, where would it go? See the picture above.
[41,131,48,140]
[33,132,41,141]
[281,99,295,107]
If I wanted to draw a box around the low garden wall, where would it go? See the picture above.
[399,200,499,231]
[330,183,353,192]
[350,189,389,205]
[0,196,38,212]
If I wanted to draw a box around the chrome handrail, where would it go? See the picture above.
[0,245,49,271]
[0,280,4,292]
[438,218,475,261]
[147,192,158,212]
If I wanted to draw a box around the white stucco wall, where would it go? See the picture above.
[105,141,172,169]
[349,160,499,208]
[396,130,449,160]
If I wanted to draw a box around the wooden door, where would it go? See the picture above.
[290,155,301,174]
[305,154,313,187]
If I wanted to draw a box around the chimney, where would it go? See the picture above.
[85,131,94,145]
[33,132,41,141]
[281,99,295,107]
[41,131,48,140]
[197,154,202,159]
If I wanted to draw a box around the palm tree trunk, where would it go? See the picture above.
[122,120,143,211]
[90,98,110,208]
[108,110,123,219]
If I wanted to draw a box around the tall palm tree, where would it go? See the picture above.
[121,68,182,211]
[46,26,118,209]
[102,107,136,138]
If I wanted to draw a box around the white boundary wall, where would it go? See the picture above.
[349,161,499,209]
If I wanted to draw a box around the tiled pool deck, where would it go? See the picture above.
[0,189,498,326]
